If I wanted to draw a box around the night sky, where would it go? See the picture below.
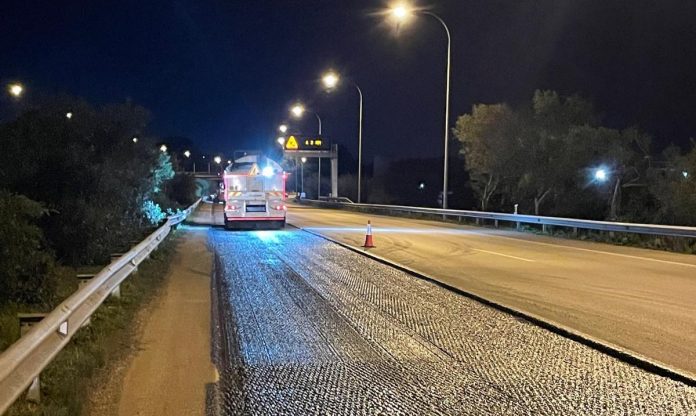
[2,0,696,164]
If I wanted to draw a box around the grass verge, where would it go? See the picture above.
[1,232,179,416]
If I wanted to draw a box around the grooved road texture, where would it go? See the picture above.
[210,229,696,415]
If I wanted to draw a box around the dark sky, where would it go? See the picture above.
[2,0,696,163]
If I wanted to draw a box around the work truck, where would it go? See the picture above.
[222,155,287,229]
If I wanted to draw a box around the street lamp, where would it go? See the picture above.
[160,144,167,153]
[290,103,321,134]
[594,168,608,182]
[389,3,452,209]
[279,124,288,133]
[277,136,286,146]
[7,83,23,97]
[132,137,138,143]
[322,72,339,89]
[66,112,73,119]
[291,103,305,118]
[322,70,364,202]
[184,150,191,158]
[214,156,222,164]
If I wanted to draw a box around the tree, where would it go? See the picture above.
[0,191,55,304]
[0,96,177,264]
[517,91,597,215]
[453,103,522,211]
[649,144,696,225]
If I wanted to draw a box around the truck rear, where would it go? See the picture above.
[223,156,287,229]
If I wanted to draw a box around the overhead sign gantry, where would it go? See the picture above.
[282,135,338,197]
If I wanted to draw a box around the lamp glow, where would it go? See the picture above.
[160,144,167,152]
[391,4,410,20]
[301,157,307,163]
[322,72,339,89]
[594,168,608,182]
[8,83,23,97]
[132,137,138,143]
[279,124,288,133]
[291,104,305,118]
[277,136,286,146]
[214,156,222,164]
[184,150,191,158]
[262,166,274,177]
[66,112,73,119]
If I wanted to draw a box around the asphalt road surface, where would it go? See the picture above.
[286,204,696,377]
[210,228,696,415]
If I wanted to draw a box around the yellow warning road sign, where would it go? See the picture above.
[286,136,298,150]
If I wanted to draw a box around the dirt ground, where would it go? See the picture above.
[88,228,216,416]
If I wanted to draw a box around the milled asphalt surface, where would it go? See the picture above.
[286,204,696,376]
[209,227,696,415]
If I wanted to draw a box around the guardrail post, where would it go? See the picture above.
[572,227,578,237]
[542,224,548,234]
[494,219,499,228]
[76,274,96,326]
[109,253,125,299]
[18,313,47,403]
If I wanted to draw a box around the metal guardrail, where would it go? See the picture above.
[318,196,354,204]
[300,199,696,239]
[0,199,200,414]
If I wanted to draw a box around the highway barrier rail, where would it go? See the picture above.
[0,199,200,414]
[299,199,696,239]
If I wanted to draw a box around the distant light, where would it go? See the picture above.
[227,160,232,164]
[278,124,288,133]
[594,168,608,182]
[322,72,339,89]
[214,156,222,164]
[183,150,191,158]
[202,155,206,159]
[262,166,274,177]
[160,144,167,152]
[65,112,73,119]
[277,136,286,146]
[291,104,305,118]
[301,157,307,163]
[683,171,689,178]
[8,83,23,97]
[132,137,138,143]
[418,182,425,190]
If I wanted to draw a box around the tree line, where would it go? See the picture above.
[453,90,696,225]
[0,95,197,304]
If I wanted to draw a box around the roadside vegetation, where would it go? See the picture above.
[453,90,696,225]
[0,95,198,413]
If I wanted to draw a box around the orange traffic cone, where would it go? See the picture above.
[362,220,375,248]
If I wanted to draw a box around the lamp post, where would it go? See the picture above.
[291,103,322,198]
[301,157,307,197]
[390,4,452,209]
[322,71,364,203]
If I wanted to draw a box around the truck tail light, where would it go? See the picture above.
[273,204,286,211]
[227,204,238,211]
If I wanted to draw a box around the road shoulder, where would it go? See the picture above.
[89,228,216,416]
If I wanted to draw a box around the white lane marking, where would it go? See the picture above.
[472,248,536,263]
[473,232,696,269]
